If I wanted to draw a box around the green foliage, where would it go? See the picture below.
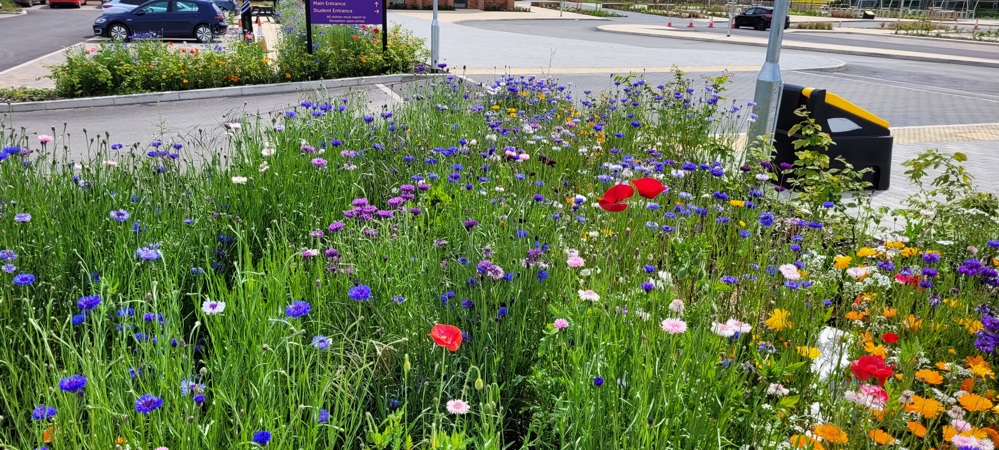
[49,39,274,98]
[0,86,60,103]
[787,105,872,208]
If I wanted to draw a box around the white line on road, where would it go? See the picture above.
[0,42,84,77]
[793,70,999,104]
[375,83,403,103]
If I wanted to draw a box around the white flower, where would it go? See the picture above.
[201,299,226,315]
[468,139,477,146]
[669,299,685,315]
[779,264,800,281]
[224,123,241,131]
[578,290,600,301]
[103,160,118,167]
[579,268,592,277]
[231,176,248,184]
[261,147,275,157]
[846,266,874,280]
[755,173,770,181]
[711,319,751,338]
[446,399,470,415]
[767,383,789,396]
[485,134,497,142]
[259,162,270,172]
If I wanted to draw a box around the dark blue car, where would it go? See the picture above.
[93,0,228,43]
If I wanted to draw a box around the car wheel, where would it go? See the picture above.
[754,20,766,30]
[194,24,214,43]
[109,23,129,41]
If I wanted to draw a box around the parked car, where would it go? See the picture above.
[93,0,228,42]
[733,6,790,30]
[101,0,233,14]
[49,0,87,7]
[13,0,46,7]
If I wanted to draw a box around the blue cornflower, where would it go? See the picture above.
[790,244,802,252]
[134,394,164,415]
[135,245,162,261]
[593,377,604,386]
[3,264,16,273]
[77,295,101,311]
[348,285,372,301]
[710,167,724,177]
[13,273,35,286]
[759,212,774,227]
[392,295,405,304]
[739,230,750,238]
[784,281,800,290]
[641,282,654,293]
[143,312,164,323]
[537,270,548,283]
[317,408,330,423]
[193,393,205,404]
[643,265,655,273]
[117,307,135,317]
[58,374,87,393]
[721,275,738,284]
[312,335,331,350]
[286,300,311,318]
[988,240,999,248]
[253,430,273,446]
[822,201,834,208]
[0,249,16,260]
[14,213,31,223]
[515,230,529,238]
[32,405,57,421]
[109,209,130,222]
[71,314,85,325]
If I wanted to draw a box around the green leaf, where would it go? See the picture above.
[954,152,967,162]
[777,395,800,409]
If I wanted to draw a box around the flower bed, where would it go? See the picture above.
[0,71,997,449]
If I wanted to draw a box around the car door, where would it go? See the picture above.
[736,8,755,26]
[171,0,202,38]
[129,0,170,37]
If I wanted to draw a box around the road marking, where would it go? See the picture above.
[375,83,403,103]
[792,70,999,104]
[813,70,999,101]
[463,66,762,75]
[0,42,83,77]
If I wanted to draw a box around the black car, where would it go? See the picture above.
[733,6,790,30]
[93,0,228,43]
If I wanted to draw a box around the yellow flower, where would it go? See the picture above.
[905,395,943,418]
[914,369,944,385]
[739,220,746,227]
[864,341,887,358]
[965,356,994,379]
[182,79,188,84]
[538,93,546,99]
[905,315,923,332]
[797,346,821,359]
[882,307,897,318]
[958,393,993,412]
[834,255,852,269]
[507,108,517,114]
[790,435,825,450]
[765,309,792,331]
[729,200,744,207]
[885,241,905,249]
[162,74,167,79]
[857,247,877,257]
[812,424,848,444]
[490,104,500,110]
[958,318,984,334]
[901,247,920,257]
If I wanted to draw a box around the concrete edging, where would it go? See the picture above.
[595,26,999,69]
[3,74,417,113]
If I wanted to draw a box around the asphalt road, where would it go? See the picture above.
[462,18,999,60]
[0,4,103,72]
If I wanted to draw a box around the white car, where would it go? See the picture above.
[99,0,147,14]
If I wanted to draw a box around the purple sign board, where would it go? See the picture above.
[310,0,382,25]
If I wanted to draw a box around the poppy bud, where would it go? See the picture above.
[404,354,411,374]
[475,377,484,390]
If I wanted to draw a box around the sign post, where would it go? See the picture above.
[747,0,789,149]
[307,0,387,54]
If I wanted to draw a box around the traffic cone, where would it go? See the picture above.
[731,21,737,28]
[257,16,262,26]
[667,21,672,27]
[237,17,242,28]
[688,19,694,27]
[974,18,979,30]
[708,16,714,28]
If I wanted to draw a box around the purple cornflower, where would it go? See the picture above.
[348,284,372,301]
[328,221,345,232]
[286,300,311,318]
[134,394,163,414]
[312,335,331,350]
[77,295,101,311]
[110,209,130,222]
[13,273,35,285]
[32,405,57,421]
[14,213,31,223]
[311,158,328,168]
[58,374,87,393]
[640,282,654,293]
[464,220,479,230]
[135,244,162,261]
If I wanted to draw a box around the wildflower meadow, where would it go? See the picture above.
[1,71,998,450]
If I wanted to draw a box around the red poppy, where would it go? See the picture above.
[429,324,463,352]
[881,332,899,344]
[598,184,634,212]
[894,274,918,286]
[850,355,894,385]
[631,177,667,199]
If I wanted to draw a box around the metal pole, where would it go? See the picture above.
[560,0,563,16]
[431,0,440,67]
[895,0,904,33]
[727,1,733,36]
[747,0,788,147]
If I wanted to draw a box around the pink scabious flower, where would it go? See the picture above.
[567,256,585,268]
[778,264,800,281]
[843,384,888,410]
[446,399,470,415]
[660,318,687,334]
[103,160,118,167]
[711,319,751,338]
[553,318,569,329]
[951,419,972,433]
[302,249,319,258]
[767,383,789,396]
[578,290,600,301]
[38,134,53,143]
[311,158,327,167]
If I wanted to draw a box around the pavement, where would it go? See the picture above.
[3,2,999,212]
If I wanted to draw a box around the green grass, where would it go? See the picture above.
[0,86,60,103]
[0,0,22,13]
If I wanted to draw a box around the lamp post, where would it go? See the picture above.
[431,0,440,67]
[746,0,789,148]
[727,1,734,37]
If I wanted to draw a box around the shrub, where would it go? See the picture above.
[276,23,427,81]
[49,39,275,98]
[0,86,60,103]
[793,21,833,29]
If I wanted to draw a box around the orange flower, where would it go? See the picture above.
[958,393,994,412]
[845,310,867,321]
[864,341,887,358]
[812,424,849,444]
[869,429,895,445]
[961,378,975,392]
[982,428,999,444]
[43,426,55,443]
[907,421,927,438]
[936,361,950,371]
[915,369,944,385]
[882,307,897,318]
[965,355,995,379]
[905,315,923,332]
[905,395,944,418]
[790,434,826,450]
